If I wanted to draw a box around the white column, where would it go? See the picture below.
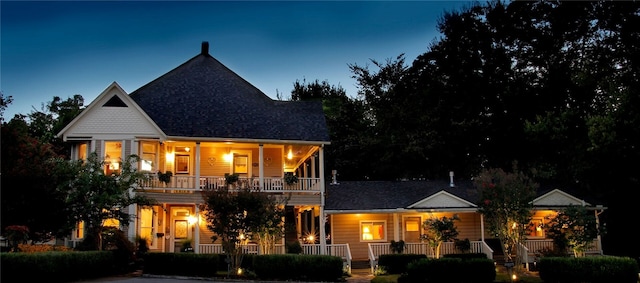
[194,205,200,254]
[128,204,137,240]
[393,213,400,241]
[195,142,201,189]
[318,145,326,255]
[259,144,264,189]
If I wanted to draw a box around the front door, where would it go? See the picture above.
[170,207,192,252]
[403,216,422,242]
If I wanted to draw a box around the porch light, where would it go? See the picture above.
[287,148,293,160]
[166,153,174,162]
[188,216,197,225]
[224,153,232,162]
[185,147,190,152]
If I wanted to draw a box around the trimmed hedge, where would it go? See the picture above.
[399,257,496,283]
[143,252,219,277]
[538,256,639,283]
[378,253,428,274]
[0,251,118,282]
[252,254,344,282]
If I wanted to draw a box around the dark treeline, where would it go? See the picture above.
[1,0,638,260]
[290,1,639,258]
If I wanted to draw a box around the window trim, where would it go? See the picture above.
[359,220,387,242]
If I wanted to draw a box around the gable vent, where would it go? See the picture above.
[103,95,127,107]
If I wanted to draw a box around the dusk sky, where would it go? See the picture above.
[1,1,473,119]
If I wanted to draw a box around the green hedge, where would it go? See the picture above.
[399,257,496,283]
[143,252,219,277]
[378,253,428,274]
[0,251,118,282]
[252,254,344,281]
[538,256,639,283]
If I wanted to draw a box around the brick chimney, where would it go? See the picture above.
[201,41,209,56]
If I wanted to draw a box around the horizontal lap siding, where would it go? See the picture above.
[330,212,483,260]
[331,213,395,260]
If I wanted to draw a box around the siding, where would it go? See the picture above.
[330,212,484,260]
[66,99,160,138]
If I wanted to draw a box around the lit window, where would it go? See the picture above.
[361,221,386,241]
[140,142,157,172]
[78,143,88,160]
[75,221,85,239]
[105,141,122,175]
[528,218,545,238]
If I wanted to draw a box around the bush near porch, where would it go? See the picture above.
[0,251,121,282]
[538,256,639,283]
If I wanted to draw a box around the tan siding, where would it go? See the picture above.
[263,148,282,177]
[331,213,396,260]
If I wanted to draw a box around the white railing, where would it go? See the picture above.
[139,175,321,194]
[368,240,491,266]
[523,239,602,258]
[197,243,351,264]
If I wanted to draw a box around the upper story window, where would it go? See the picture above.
[140,142,157,172]
[104,141,122,175]
[361,221,386,242]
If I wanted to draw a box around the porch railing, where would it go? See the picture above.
[197,243,352,269]
[138,174,321,194]
[521,239,602,259]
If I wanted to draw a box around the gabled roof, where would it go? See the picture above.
[532,188,591,208]
[324,180,606,214]
[324,180,480,213]
[128,42,330,143]
[57,82,164,140]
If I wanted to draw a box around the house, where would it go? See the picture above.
[57,41,331,254]
[57,41,605,274]
[324,173,606,271]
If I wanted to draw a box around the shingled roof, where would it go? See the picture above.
[128,42,330,142]
[325,180,606,212]
[325,180,480,211]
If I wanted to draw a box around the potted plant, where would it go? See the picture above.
[157,170,173,185]
[180,238,194,253]
[225,173,239,188]
[284,172,298,187]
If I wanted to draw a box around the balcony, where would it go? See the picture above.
[137,174,322,194]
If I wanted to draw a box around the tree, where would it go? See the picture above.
[420,214,460,258]
[545,205,603,257]
[51,152,156,250]
[474,167,538,273]
[290,78,369,180]
[202,187,287,277]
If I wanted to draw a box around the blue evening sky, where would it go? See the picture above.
[1,1,473,119]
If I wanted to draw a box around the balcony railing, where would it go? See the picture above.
[138,174,321,194]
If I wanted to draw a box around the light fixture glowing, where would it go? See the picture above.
[188,216,197,225]
[185,147,190,152]
[287,149,293,160]
[224,153,232,162]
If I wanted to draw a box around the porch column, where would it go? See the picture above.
[595,207,604,255]
[259,144,264,189]
[480,214,485,242]
[393,213,400,241]
[127,204,137,240]
[195,142,201,189]
[311,154,316,178]
[194,205,200,254]
[318,145,326,255]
